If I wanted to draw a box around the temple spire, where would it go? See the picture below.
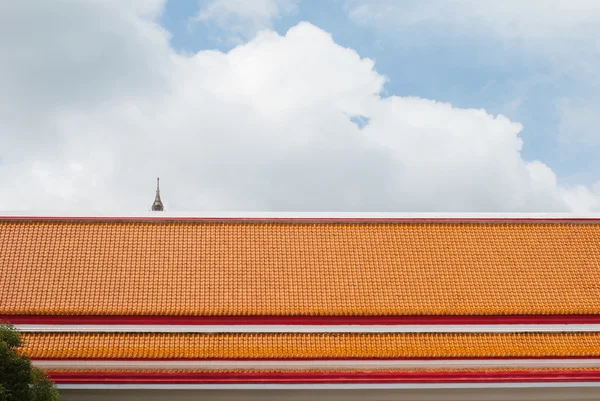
[151,177,164,211]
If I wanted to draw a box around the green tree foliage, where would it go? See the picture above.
[0,323,59,401]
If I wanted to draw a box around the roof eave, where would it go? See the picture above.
[1,211,600,223]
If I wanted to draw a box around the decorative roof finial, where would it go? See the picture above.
[151,177,164,211]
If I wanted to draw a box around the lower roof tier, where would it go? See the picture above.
[2,219,600,316]
[20,332,600,359]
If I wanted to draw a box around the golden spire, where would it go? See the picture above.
[151,177,164,211]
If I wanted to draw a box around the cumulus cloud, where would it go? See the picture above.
[346,0,600,41]
[344,1,600,86]
[0,0,598,213]
[191,0,298,42]
[345,0,600,188]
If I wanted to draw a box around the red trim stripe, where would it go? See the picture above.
[47,369,600,384]
[4,314,600,325]
[32,357,600,361]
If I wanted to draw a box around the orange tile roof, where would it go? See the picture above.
[20,332,600,359]
[2,220,600,316]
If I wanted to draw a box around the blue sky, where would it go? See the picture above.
[0,0,598,212]
[161,0,599,187]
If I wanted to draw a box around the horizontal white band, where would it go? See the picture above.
[57,382,600,390]
[4,211,600,220]
[16,324,600,333]
[34,359,600,370]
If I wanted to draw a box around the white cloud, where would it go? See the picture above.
[0,1,598,213]
[191,0,298,41]
[344,1,600,87]
[345,0,600,188]
[347,0,600,41]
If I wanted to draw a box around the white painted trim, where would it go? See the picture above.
[33,359,600,371]
[56,382,600,390]
[2,211,600,220]
[16,324,600,333]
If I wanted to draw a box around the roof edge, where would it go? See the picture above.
[1,212,600,223]
[5,314,600,326]
[45,369,600,385]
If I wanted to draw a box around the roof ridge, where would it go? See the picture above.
[1,215,600,223]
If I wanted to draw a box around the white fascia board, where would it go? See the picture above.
[2,211,600,221]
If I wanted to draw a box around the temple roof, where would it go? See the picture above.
[3,213,600,388]
[2,214,600,317]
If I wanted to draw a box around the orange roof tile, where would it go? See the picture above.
[2,220,600,316]
[20,332,600,359]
